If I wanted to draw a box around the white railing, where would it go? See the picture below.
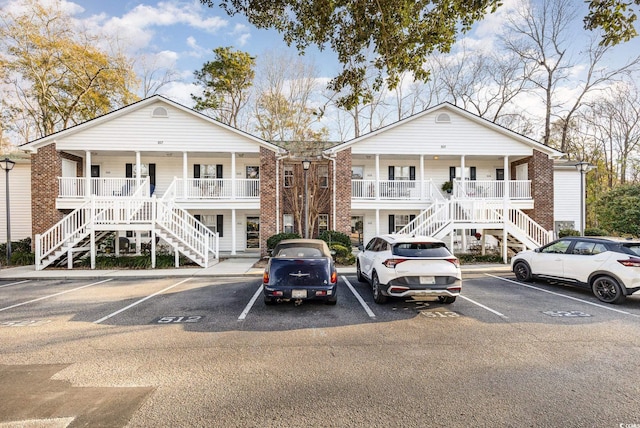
[156,200,218,265]
[35,201,94,269]
[454,179,531,200]
[168,178,259,199]
[352,179,431,200]
[450,199,503,223]
[58,177,151,198]
[507,207,553,248]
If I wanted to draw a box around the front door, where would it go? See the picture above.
[91,165,100,195]
[246,217,259,249]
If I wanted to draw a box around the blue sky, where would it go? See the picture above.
[2,0,639,120]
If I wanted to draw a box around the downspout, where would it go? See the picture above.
[322,151,337,231]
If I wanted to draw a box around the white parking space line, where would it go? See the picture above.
[0,280,31,289]
[239,285,263,320]
[0,279,113,313]
[93,278,193,324]
[342,276,376,318]
[487,274,640,318]
[458,295,508,319]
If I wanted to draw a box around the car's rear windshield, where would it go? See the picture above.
[392,242,451,257]
[621,243,640,256]
[275,245,326,258]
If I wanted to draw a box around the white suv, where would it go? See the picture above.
[356,234,462,304]
[511,236,640,304]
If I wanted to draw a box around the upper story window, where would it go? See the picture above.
[352,166,364,180]
[152,107,169,118]
[318,165,329,188]
[284,165,294,187]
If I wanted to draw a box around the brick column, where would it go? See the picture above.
[334,149,352,236]
[260,148,278,257]
[529,149,554,231]
[31,144,64,244]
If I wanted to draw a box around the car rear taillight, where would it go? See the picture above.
[263,271,269,283]
[445,257,460,268]
[331,271,338,284]
[383,258,407,268]
[618,257,640,267]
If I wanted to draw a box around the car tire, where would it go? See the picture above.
[264,296,276,306]
[372,273,388,304]
[513,261,533,282]
[592,275,626,304]
[438,296,457,304]
[325,297,338,305]
[356,261,366,283]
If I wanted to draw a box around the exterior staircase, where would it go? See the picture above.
[35,191,219,270]
[398,198,553,254]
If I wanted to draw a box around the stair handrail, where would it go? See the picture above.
[506,206,553,248]
[155,199,219,262]
[35,201,93,270]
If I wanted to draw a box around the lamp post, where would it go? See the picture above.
[575,161,590,236]
[302,160,311,239]
[0,157,16,266]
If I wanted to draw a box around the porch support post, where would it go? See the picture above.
[85,151,91,197]
[375,209,380,236]
[460,155,466,196]
[420,154,424,199]
[503,156,509,262]
[135,151,141,190]
[375,155,380,200]
[231,209,237,255]
[151,229,156,268]
[183,152,188,197]
[231,152,236,199]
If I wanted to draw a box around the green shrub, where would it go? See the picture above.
[330,243,355,265]
[558,229,580,237]
[266,232,301,250]
[319,230,351,248]
[10,251,35,266]
[0,237,32,257]
[456,253,504,264]
[584,227,609,236]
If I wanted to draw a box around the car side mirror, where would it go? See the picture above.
[358,244,364,251]
[534,248,540,253]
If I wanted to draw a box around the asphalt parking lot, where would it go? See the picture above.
[1,272,640,427]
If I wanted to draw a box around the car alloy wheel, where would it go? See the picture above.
[372,273,388,304]
[513,261,532,282]
[438,296,457,304]
[592,275,626,304]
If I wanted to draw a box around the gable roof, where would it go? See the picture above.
[324,102,565,159]
[19,95,284,154]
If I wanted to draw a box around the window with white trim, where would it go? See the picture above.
[284,165,294,187]
[318,165,329,188]
[318,214,329,234]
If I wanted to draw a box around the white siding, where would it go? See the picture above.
[0,163,32,242]
[554,168,581,231]
[55,101,263,154]
[351,109,534,156]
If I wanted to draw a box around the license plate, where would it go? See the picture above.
[419,276,435,284]
[292,289,307,298]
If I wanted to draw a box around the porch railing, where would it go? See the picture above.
[170,178,260,199]
[454,180,531,200]
[58,177,150,198]
[352,179,434,200]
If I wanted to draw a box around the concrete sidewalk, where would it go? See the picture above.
[0,258,512,281]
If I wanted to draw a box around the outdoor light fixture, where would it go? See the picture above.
[575,161,590,236]
[0,157,16,266]
[302,160,311,238]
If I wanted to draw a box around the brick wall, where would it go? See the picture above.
[334,149,352,236]
[30,147,84,248]
[511,150,554,231]
[31,145,63,244]
[260,148,277,256]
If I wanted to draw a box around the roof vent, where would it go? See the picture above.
[152,106,169,118]
[435,113,451,123]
